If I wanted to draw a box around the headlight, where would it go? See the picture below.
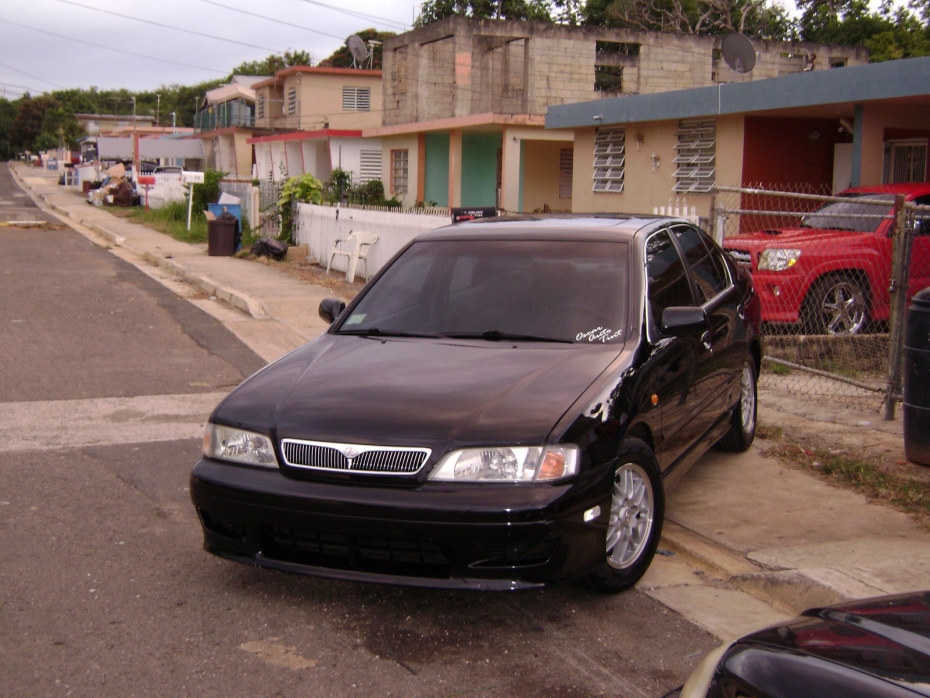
[758,248,801,271]
[428,445,579,482]
[203,423,278,468]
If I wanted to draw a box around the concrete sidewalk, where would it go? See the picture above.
[11,162,930,642]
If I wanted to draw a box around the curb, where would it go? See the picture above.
[141,251,268,319]
[661,521,863,615]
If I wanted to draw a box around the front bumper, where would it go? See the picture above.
[190,459,608,590]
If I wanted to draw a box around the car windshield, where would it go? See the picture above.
[337,239,629,343]
[801,194,894,232]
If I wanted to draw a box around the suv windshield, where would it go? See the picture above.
[337,239,629,343]
[802,194,894,232]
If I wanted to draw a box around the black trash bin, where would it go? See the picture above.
[904,287,930,466]
[207,214,237,256]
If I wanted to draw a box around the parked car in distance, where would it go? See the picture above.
[190,216,762,592]
[724,184,930,335]
[664,590,930,698]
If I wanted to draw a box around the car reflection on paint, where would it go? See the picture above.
[664,591,930,697]
[190,215,762,592]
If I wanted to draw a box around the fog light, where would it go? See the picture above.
[583,505,601,523]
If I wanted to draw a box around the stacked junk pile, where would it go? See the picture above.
[85,163,138,208]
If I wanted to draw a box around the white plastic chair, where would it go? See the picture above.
[327,231,379,283]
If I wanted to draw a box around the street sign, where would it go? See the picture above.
[182,171,205,184]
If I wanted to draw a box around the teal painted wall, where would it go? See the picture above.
[461,133,502,207]
[424,133,450,207]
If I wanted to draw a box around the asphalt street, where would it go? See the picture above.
[0,165,718,697]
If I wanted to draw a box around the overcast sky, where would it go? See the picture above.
[0,0,420,98]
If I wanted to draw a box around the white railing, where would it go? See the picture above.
[296,203,452,279]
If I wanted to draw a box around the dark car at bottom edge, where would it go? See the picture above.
[190,215,762,592]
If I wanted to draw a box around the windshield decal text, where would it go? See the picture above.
[576,327,622,343]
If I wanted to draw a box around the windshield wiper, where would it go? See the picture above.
[439,330,573,344]
[338,328,439,338]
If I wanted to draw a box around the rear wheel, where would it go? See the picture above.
[717,359,757,453]
[589,438,664,593]
[802,273,869,335]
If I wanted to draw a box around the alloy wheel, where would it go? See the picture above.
[605,462,654,570]
[820,279,867,335]
[740,362,756,436]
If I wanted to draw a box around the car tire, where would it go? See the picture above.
[802,273,869,335]
[589,437,664,594]
[716,359,757,453]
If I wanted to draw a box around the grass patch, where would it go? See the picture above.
[126,200,208,244]
[764,435,930,524]
[768,362,791,376]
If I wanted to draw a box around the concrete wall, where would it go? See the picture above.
[382,17,868,126]
[522,140,572,212]
[571,115,745,219]
[380,134,421,208]
[254,72,382,131]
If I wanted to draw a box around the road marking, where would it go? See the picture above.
[0,392,229,452]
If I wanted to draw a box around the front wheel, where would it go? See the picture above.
[716,359,757,453]
[589,438,664,594]
[802,273,869,335]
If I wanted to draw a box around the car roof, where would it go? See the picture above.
[417,214,685,242]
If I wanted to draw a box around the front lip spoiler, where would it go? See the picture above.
[212,549,546,591]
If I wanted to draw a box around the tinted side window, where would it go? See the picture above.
[914,195,930,236]
[646,230,694,327]
[673,225,729,304]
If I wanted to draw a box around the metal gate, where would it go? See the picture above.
[711,185,930,418]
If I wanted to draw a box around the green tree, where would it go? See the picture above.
[414,0,571,25]
[796,0,930,61]
[583,0,792,39]
[318,29,396,69]
[227,49,313,78]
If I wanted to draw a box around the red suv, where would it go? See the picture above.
[723,184,930,334]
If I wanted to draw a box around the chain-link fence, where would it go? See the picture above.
[711,185,930,418]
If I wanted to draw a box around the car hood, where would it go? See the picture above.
[725,227,869,249]
[213,334,624,449]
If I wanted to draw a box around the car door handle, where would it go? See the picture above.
[701,332,712,352]
[737,303,745,320]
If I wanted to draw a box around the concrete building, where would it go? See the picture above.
[249,66,383,183]
[75,113,157,136]
[546,55,930,219]
[365,16,867,211]
[194,76,265,178]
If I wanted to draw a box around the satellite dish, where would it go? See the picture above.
[346,35,370,68]
[721,33,757,74]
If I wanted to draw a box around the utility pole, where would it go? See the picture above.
[132,96,139,178]
[156,94,160,125]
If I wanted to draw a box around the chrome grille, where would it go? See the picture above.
[725,248,752,269]
[281,439,430,475]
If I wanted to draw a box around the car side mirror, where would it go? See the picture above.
[319,298,346,325]
[661,306,706,333]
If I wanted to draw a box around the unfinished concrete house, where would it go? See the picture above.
[364,16,867,212]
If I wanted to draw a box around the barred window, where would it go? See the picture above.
[343,86,371,112]
[674,119,716,193]
[286,87,297,115]
[592,128,625,193]
[360,149,382,184]
[391,149,409,195]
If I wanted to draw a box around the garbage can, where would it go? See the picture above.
[207,216,237,256]
[904,287,930,466]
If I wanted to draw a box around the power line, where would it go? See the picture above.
[193,0,345,41]
[51,0,284,53]
[295,0,409,30]
[0,80,44,94]
[0,19,229,76]
[0,59,66,89]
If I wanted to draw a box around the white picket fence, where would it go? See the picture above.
[296,203,452,279]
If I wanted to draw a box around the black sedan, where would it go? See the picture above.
[190,216,762,591]
[665,591,930,697]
